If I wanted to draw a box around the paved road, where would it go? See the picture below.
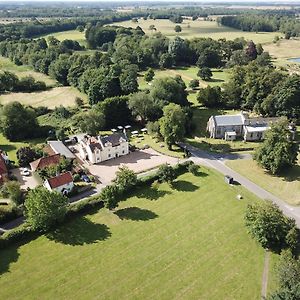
[179,143,300,227]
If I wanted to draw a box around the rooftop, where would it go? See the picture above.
[46,172,73,189]
[30,154,61,171]
[100,133,127,147]
[48,141,75,159]
[214,114,244,126]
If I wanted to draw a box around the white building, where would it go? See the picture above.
[79,133,129,164]
[207,112,281,141]
[44,172,74,195]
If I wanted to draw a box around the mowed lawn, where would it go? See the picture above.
[226,156,300,206]
[0,56,56,87]
[0,133,43,162]
[0,170,274,299]
[0,86,87,108]
[111,18,282,44]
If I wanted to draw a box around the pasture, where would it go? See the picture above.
[0,169,276,299]
[0,86,87,109]
[0,56,56,87]
[111,18,282,44]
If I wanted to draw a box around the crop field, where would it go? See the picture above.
[40,30,86,47]
[226,155,300,206]
[0,169,277,299]
[111,19,282,44]
[0,86,87,109]
[0,56,56,87]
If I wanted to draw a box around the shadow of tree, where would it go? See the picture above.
[114,207,158,221]
[46,217,111,246]
[0,245,19,275]
[194,170,209,177]
[135,187,172,201]
[171,180,199,192]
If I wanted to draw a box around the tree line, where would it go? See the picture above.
[220,15,300,38]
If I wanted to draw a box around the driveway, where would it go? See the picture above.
[81,148,180,185]
[179,142,300,227]
[11,168,39,190]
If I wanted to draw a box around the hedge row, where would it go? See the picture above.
[0,161,194,249]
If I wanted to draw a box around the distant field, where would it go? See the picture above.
[111,19,282,44]
[138,67,231,91]
[226,155,300,206]
[40,30,86,47]
[0,56,56,87]
[0,169,276,299]
[0,86,87,109]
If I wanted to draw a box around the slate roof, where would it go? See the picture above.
[30,154,61,171]
[100,133,127,147]
[214,115,244,126]
[48,141,75,159]
[46,172,73,189]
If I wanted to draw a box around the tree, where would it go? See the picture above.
[24,187,68,231]
[159,103,186,149]
[188,162,199,175]
[157,164,176,184]
[0,102,40,141]
[174,25,182,33]
[3,181,22,205]
[197,86,223,108]
[245,41,258,60]
[73,109,105,136]
[56,127,67,141]
[16,147,42,167]
[269,250,300,299]
[189,79,199,90]
[101,185,120,210]
[245,201,295,251]
[197,67,212,81]
[254,120,298,175]
[150,77,188,107]
[159,53,174,69]
[75,97,84,107]
[76,25,84,32]
[144,68,155,82]
[115,166,137,192]
[128,92,159,124]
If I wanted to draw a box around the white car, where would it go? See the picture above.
[21,168,30,176]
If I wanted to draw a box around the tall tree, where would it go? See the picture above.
[159,103,186,149]
[254,120,298,175]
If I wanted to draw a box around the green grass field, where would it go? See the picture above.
[226,156,300,206]
[0,169,276,299]
[40,30,86,47]
[138,67,231,91]
[0,56,56,87]
[0,86,87,109]
[112,18,282,44]
[0,134,43,162]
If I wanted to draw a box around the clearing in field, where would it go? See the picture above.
[0,86,87,109]
[0,56,56,87]
[40,30,86,47]
[0,169,277,299]
[111,18,282,44]
[226,155,300,206]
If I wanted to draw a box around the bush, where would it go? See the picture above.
[73,174,80,182]
[157,164,176,184]
[188,163,199,175]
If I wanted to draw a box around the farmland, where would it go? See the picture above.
[111,18,282,44]
[0,169,277,299]
[40,30,86,47]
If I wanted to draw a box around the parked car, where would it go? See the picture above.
[81,174,90,183]
[21,168,30,176]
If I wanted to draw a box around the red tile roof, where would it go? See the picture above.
[0,155,8,184]
[46,172,73,189]
[30,154,61,171]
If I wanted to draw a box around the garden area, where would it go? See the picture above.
[0,168,278,299]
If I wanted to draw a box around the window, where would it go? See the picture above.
[108,154,111,158]
[122,150,124,154]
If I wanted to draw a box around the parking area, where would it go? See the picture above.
[81,148,180,185]
[11,168,40,190]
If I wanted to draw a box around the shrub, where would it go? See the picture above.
[157,164,176,184]
[188,163,199,175]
